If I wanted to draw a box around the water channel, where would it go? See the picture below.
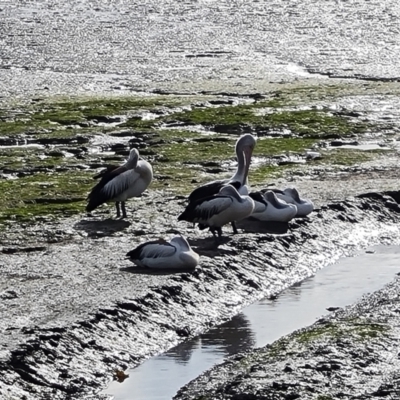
[105,244,400,400]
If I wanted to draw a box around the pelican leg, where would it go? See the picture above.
[121,202,128,219]
[231,221,238,234]
[115,202,121,218]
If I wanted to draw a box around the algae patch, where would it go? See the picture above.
[0,171,93,223]
[239,318,390,368]
[0,88,396,223]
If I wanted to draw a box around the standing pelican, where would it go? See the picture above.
[249,191,298,222]
[188,134,256,203]
[178,185,255,240]
[272,188,314,217]
[86,148,153,218]
[126,235,199,269]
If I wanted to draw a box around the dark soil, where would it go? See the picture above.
[1,188,400,399]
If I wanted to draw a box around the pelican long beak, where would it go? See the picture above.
[242,145,254,185]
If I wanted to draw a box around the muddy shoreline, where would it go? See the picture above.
[174,258,400,400]
[2,1,400,398]
[1,190,400,399]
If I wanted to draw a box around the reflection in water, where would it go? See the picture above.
[105,245,400,400]
[170,337,200,365]
[170,313,255,366]
[202,313,255,356]
[105,313,255,400]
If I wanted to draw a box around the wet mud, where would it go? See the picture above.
[174,270,400,400]
[1,1,400,101]
[2,1,400,399]
[1,190,400,399]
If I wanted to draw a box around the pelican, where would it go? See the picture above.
[273,188,314,217]
[126,236,200,269]
[249,191,298,222]
[178,185,255,239]
[188,134,256,203]
[86,148,153,219]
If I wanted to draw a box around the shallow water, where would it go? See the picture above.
[104,244,400,400]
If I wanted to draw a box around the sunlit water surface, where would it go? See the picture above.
[105,245,400,400]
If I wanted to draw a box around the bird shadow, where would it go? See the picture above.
[187,236,237,257]
[74,218,131,238]
[236,218,290,234]
[120,265,196,275]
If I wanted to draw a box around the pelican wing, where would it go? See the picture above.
[127,240,176,260]
[87,166,134,211]
[88,165,127,198]
[179,195,233,223]
[249,191,267,204]
[101,169,140,199]
[92,164,119,180]
[188,180,226,203]
[188,180,242,203]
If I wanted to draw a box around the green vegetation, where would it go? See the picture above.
[0,86,396,224]
[255,137,317,156]
[238,318,389,367]
[293,319,389,344]
[0,171,93,223]
[316,148,393,166]
[0,96,185,137]
[159,103,372,138]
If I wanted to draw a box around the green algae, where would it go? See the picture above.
[255,137,317,156]
[238,319,390,368]
[0,88,396,223]
[316,148,394,166]
[159,103,373,138]
[0,171,93,222]
[293,319,389,344]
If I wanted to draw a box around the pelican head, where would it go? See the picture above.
[126,148,139,168]
[234,134,256,185]
[283,187,301,202]
[170,235,191,251]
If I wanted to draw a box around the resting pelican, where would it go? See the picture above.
[126,236,200,269]
[273,188,314,217]
[86,148,153,219]
[250,191,298,222]
[188,134,256,203]
[178,185,255,239]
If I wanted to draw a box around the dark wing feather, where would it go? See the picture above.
[92,165,119,180]
[178,195,233,223]
[126,239,174,260]
[86,165,128,211]
[270,188,285,195]
[188,180,241,203]
[249,191,267,204]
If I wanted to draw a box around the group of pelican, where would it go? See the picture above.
[86,134,313,269]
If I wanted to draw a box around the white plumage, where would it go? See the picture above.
[250,191,298,222]
[179,185,255,239]
[87,148,153,218]
[274,187,314,217]
[188,134,256,203]
[126,236,200,269]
